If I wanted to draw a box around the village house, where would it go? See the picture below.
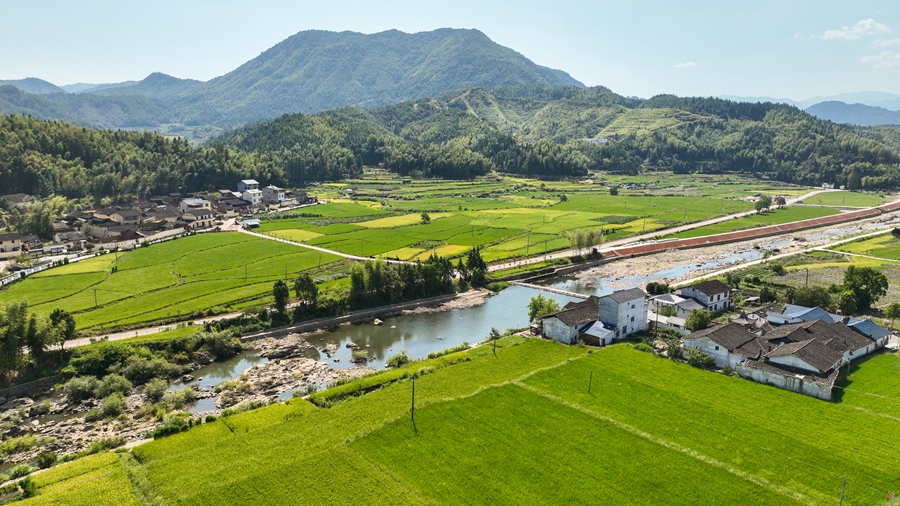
[766,304,840,325]
[237,179,259,193]
[676,279,732,312]
[599,287,647,339]
[2,193,31,209]
[242,189,263,206]
[179,198,212,214]
[216,198,253,217]
[683,323,774,368]
[541,296,601,345]
[181,207,215,229]
[262,185,285,205]
[648,293,705,318]
[53,231,87,248]
[110,209,141,225]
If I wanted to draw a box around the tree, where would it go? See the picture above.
[774,196,786,209]
[755,195,772,214]
[49,308,77,350]
[608,186,618,196]
[292,273,318,305]
[685,310,711,331]
[848,167,862,190]
[527,294,561,323]
[645,282,669,295]
[272,279,290,315]
[466,248,487,287]
[843,265,888,309]
[792,286,831,309]
[759,285,777,303]
[893,227,900,240]
[884,302,900,330]
[725,272,742,288]
[420,212,431,224]
[836,290,858,316]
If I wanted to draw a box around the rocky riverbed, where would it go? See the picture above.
[0,334,372,468]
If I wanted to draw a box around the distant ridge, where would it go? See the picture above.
[805,101,900,126]
[0,78,65,95]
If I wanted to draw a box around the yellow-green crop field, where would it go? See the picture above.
[21,341,900,505]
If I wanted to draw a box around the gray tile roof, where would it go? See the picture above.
[686,323,773,358]
[545,296,600,327]
[766,339,844,373]
[740,358,841,388]
[607,287,647,304]
[686,279,730,297]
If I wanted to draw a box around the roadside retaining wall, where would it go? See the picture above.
[0,375,63,401]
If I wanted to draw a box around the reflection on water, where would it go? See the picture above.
[173,351,269,413]
[312,286,582,370]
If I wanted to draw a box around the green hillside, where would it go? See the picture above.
[18,341,900,505]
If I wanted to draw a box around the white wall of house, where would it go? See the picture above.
[600,296,647,339]
[735,365,833,401]
[680,286,732,312]
[542,317,578,344]
[683,336,744,368]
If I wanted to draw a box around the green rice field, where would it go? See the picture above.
[835,233,900,260]
[664,206,840,239]
[0,233,342,331]
[801,191,889,207]
[21,341,900,505]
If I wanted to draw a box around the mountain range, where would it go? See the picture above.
[0,28,582,133]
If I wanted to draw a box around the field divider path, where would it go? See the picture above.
[513,381,815,506]
[237,228,414,265]
[813,248,900,263]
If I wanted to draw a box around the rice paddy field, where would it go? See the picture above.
[20,340,900,505]
[259,174,822,262]
[663,206,841,239]
[0,233,343,331]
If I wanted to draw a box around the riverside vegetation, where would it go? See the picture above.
[6,339,899,505]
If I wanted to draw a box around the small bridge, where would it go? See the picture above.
[509,281,590,300]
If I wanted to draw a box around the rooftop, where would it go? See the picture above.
[605,287,646,304]
[545,296,600,327]
[684,279,730,297]
[766,339,844,373]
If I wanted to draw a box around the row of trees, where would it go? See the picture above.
[0,302,76,380]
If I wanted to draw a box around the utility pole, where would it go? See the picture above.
[805,268,809,287]
[318,254,322,267]
[641,217,646,234]
[839,476,847,506]
[588,370,593,393]
[284,266,287,280]
[411,377,416,425]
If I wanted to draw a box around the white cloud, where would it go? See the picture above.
[822,18,891,40]
[673,62,697,68]
[861,50,900,68]
[870,38,900,49]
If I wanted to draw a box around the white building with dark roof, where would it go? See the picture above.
[599,287,647,339]
[684,323,774,368]
[677,279,732,313]
[542,296,601,345]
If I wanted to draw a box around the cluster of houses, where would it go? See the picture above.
[540,278,892,401]
[0,181,314,259]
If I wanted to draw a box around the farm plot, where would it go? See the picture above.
[665,206,840,239]
[837,353,900,418]
[523,346,900,506]
[835,233,900,260]
[802,191,888,207]
[20,452,142,506]
[0,233,341,331]
[352,384,802,506]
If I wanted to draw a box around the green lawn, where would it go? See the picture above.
[0,233,341,331]
[838,352,900,418]
[23,340,900,505]
[665,206,840,239]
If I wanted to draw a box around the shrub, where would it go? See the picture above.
[64,376,99,401]
[721,366,736,376]
[88,437,125,454]
[96,374,132,398]
[84,409,102,422]
[485,282,509,292]
[122,355,180,384]
[0,435,42,457]
[152,414,190,439]
[686,348,716,368]
[101,393,128,418]
[36,451,58,469]
[0,473,8,484]
[633,342,654,353]
[666,341,681,359]
[685,310,712,331]
[427,342,469,359]
[10,465,35,479]
[164,386,198,408]
[770,263,785,276]
[143,377,168,401]
[18,476,35,498]
[386,351,411,369]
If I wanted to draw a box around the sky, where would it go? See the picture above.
[1,0,899,100]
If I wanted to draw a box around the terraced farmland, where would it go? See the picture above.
[0,233,342,331]
[22,341,900,505]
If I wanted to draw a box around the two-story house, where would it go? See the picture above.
[262,185,285,205]
[237,180,260,193]
[599,287,647,339]
[677,279,732,313]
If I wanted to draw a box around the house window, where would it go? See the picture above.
[715,346,719,351]
[717,294,721,301]
[631,316,634,322]
[631,304,635,309]
[621,325,627,335]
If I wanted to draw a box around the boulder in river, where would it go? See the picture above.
[373,319,383,326]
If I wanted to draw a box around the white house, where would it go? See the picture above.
[648,293,704,318]
[237,179,260,193]
[541,297,601,345]
[683,323,773,368]
[180,198,212,214]
[598,287,647,339]
[262,185,285,205]
[242,189,263,206]
[766,304,840,325]
[677,279,732,313]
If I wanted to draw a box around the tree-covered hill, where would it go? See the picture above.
[0,115,284,200]
[217,86,900,189]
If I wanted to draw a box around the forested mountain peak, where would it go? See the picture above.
[0,78,66,95]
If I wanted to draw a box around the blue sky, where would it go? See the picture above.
[2,0,899,100]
